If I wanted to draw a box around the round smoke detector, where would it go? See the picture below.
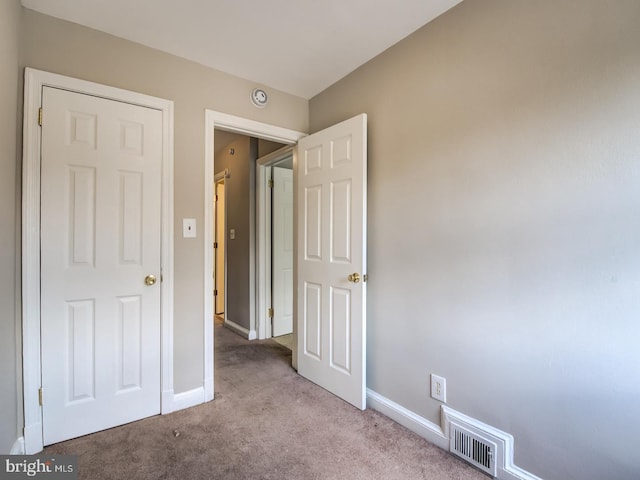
[250,88,268,108]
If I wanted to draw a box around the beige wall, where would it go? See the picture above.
[0,0,22,454]
[214,136,258,331]
[11,3,640,475]
[310,1,640,479]
[20,8,308,394]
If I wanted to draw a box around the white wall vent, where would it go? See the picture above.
[442,406,544,480]
[449,420,497,477]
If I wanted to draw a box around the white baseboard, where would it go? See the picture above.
[366,389,543,480]
[502,465,544,480]
[366,389,448,450]
[441,406,543,480]
[224,319,251,339]
[10,437,25,455]
[171,387,205,413]
[21,389,204,453]
[223,319,256,340]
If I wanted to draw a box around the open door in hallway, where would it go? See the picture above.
[272,166,294,337]
[296,114,367,410]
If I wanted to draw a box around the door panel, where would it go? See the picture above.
[304,185,323,261]
[40,86,162,445]
[67,300,95,402]
[303,281,322,360]
[331,179,352,263]
[117,295,143,391]
[330,286,351,374]
[297,114,367,410]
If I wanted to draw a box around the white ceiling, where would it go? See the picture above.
[21,0,462,99]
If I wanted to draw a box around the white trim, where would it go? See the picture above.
[223,319,257,340]
[256,146,295,340]
[209,111,305,143]
[366,390,543,480]
[366,389,448,450]
[256,163,272,340]
[290,147,299,371]
[22,424,41,455]
[213,172,227,324]
[172,387,206,412]
[203,110,305,398]
[21,68,174,453]
[504,465,544,480]
[161,389,175,415]
[10,437,25,455]
[257,144,296,166]
[442,406,544,480]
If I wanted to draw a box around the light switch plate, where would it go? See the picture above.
[229,229,235,240]
[183,218,196,238]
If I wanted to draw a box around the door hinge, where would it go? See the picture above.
[214,289,218,296]
[214,242,218,249]
[38,387,43,406]
[38,108,43,126]
[268,179,274,189]
[268,307,274,318]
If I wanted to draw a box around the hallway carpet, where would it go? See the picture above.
[45,320,488,479]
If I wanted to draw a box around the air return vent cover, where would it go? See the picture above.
[449,421,497,477]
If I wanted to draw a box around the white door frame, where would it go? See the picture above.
[256,147,295,340]
[203,110,305,396]
[214,171,227,319]
[22,68,175,454]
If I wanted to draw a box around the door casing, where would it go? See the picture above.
[21,68,175,454]
[257,147,295,340]
[214,173,227,317]
[203,111,305,394]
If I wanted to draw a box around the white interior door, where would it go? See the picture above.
[40,86,162,445]
[215,180,225,315]
[272,166,294,337]
[297,114,367,409]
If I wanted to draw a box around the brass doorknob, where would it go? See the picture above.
[348,273,361,283]
[144,274,157,286]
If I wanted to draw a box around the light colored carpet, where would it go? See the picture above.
[45,320,488,480]
[273,333,293,350]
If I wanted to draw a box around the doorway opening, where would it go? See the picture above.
[260,150,295,349]
[204,109,368,410]
[203,113,305,400]
[211,130,288,338]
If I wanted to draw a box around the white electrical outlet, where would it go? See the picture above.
[431,374,447,403]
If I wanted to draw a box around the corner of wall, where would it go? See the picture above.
[366,390,544,480]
